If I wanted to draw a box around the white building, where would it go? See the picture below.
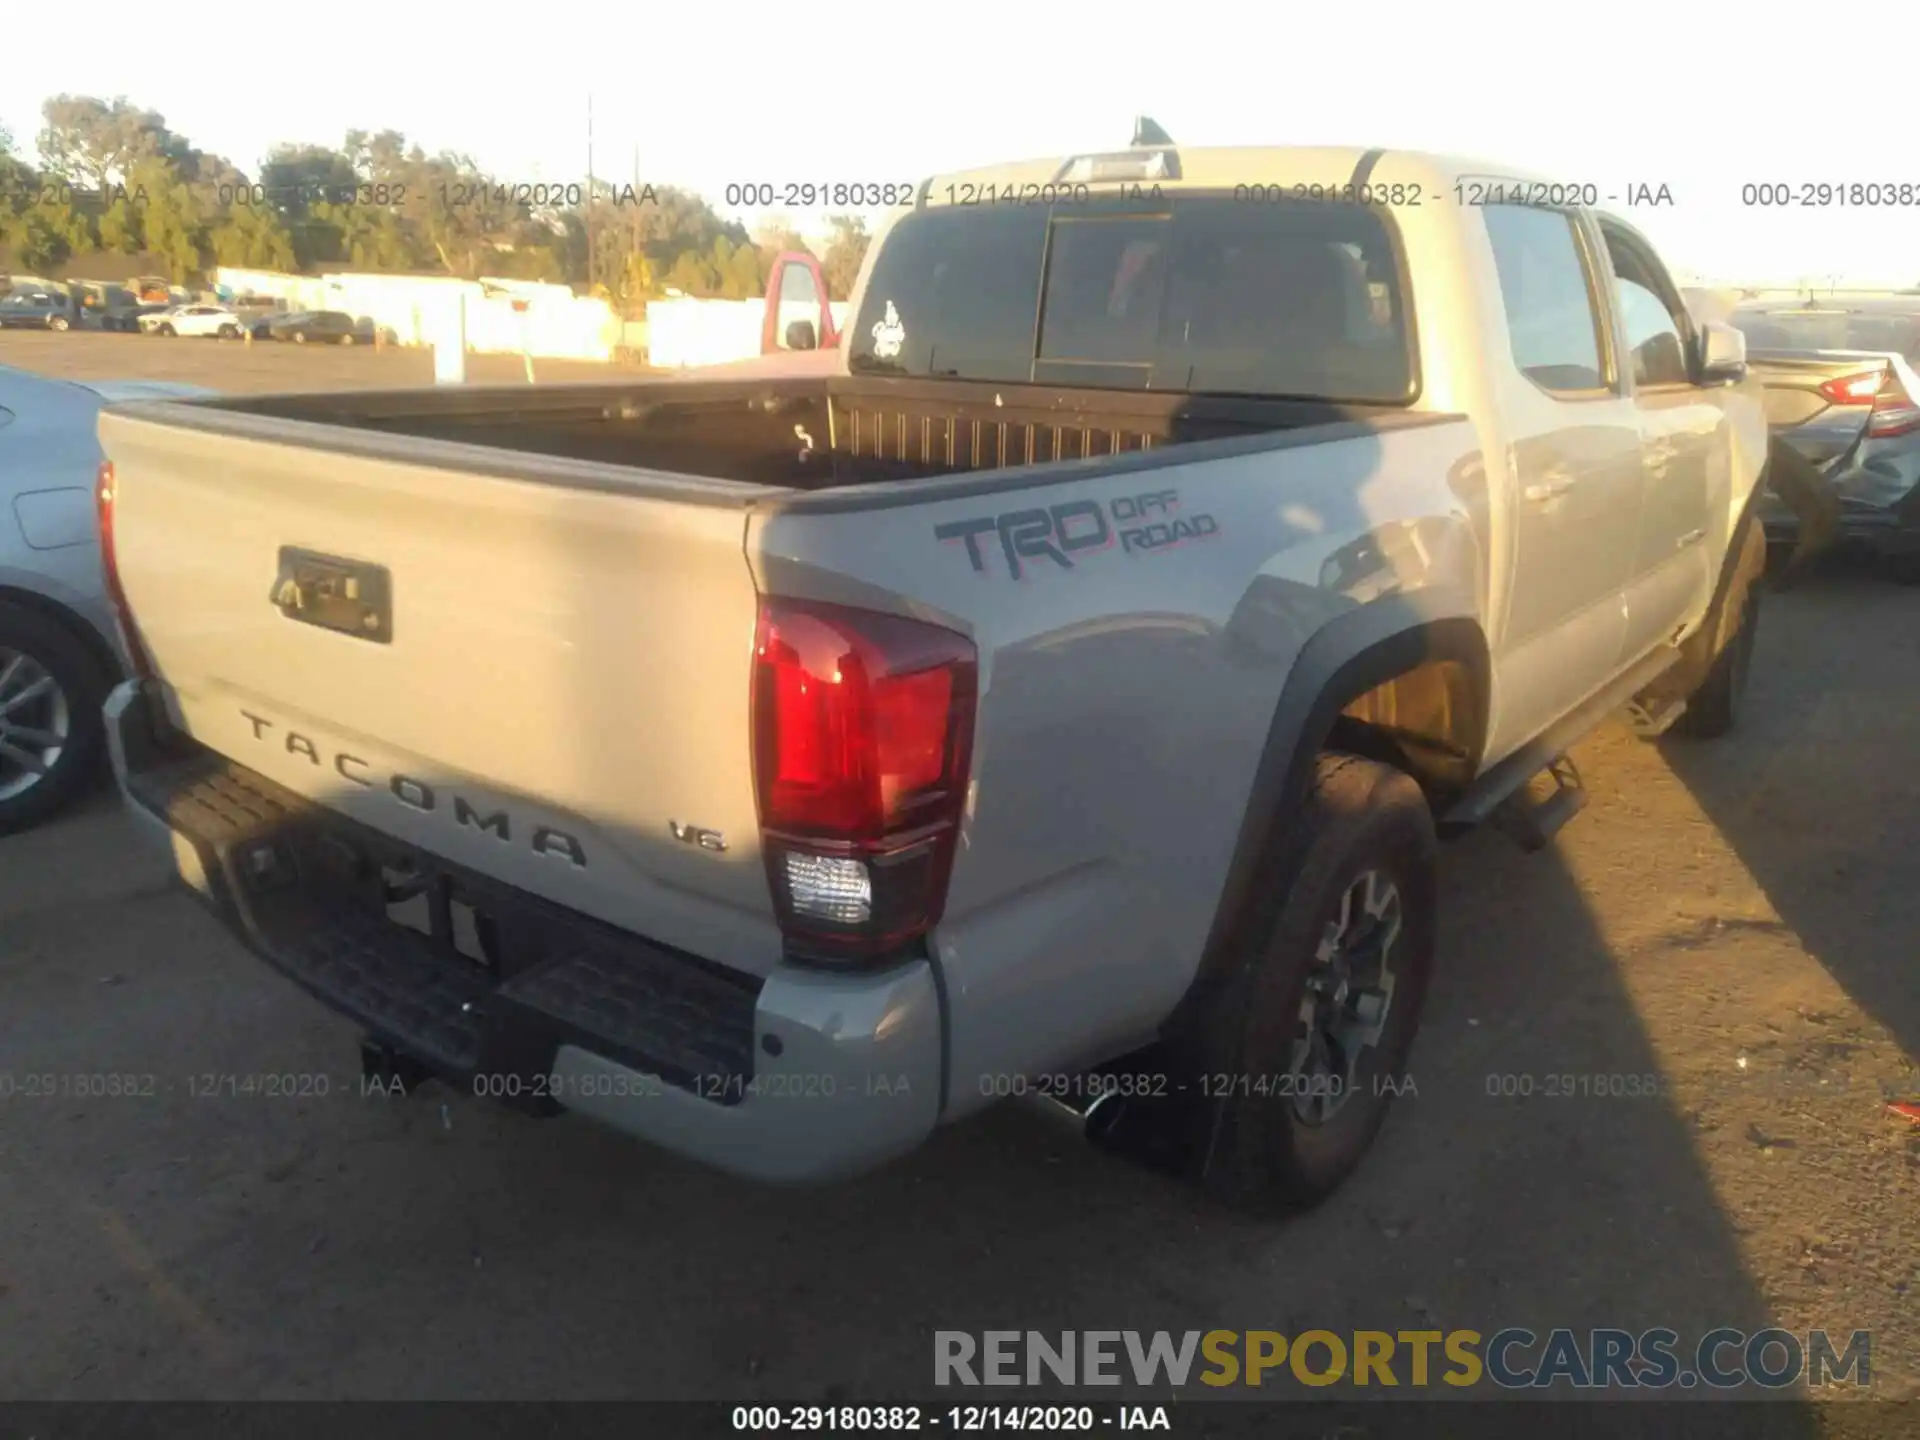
[212,268,620,362]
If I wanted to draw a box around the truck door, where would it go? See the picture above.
[762,251,836,354]
[1478,203,1642,759]
[1599,220,1718,667]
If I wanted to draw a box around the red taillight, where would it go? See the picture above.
[752,596,976,965]
[95,461,155,681]
[1867,373,1920,439]
[1817,371,1884,406]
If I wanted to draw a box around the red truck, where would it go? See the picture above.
[649,248,843,377]
[759,248,842,355]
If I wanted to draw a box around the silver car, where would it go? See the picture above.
[0,368,210,833]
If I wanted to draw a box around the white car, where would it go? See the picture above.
[0,369,214,833]
[140,304,246,339]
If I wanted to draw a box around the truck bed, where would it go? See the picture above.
[197,376,1419,491]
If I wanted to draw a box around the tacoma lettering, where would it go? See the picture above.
[237,709,586,866]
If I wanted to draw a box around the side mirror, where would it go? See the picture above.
[1698,321,1747,382]
[785,319,818,351]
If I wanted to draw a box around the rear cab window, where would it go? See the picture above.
[848,194,1416,404]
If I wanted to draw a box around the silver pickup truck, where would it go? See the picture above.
[99,141,1775,1212]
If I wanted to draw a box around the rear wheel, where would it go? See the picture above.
[49,315,70,332]
[1183,753,1438,1213]
[1670,585,1758,740]
[0,603,110,836]
[293,330,307,344]
[340,332,355,346]
[157,323,175,337]
[217,324,239,340]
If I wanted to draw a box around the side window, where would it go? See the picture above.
[1482,205,1607,394]
[1604,233,1692,388]
[778,264,820,307]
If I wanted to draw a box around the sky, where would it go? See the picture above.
[6,0,1916,287]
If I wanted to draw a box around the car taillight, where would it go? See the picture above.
[751,596,976,967]
[1867,372,1920,439]
[95,461,155,680]
[1817,371,1885,406]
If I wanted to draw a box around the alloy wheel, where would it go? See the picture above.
[1290,868,1403,1125]
[0,649,72,803]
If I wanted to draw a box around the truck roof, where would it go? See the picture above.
[920,146,1573,204]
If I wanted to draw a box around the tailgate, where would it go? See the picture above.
[100,406,787,979]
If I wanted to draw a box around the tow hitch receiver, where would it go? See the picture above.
[360,1036,436,1097]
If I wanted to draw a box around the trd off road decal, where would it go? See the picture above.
[934,487,1220,580]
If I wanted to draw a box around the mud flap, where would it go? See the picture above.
[1766,435,1842,574]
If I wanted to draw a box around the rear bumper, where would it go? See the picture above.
[104,681,945,1183]
[1759,484,1920,555]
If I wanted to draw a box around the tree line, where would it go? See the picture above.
[0,97,872,307]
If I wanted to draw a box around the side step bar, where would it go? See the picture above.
[1624,694,1689,738]
[1491,755,1586,852]
[1441,645,1682,844]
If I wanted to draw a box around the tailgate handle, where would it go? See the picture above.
[271,548,392,644]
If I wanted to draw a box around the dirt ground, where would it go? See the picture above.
[0,332,1916,1409]
[0,327,652,392]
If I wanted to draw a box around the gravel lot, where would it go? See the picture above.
[1,333,1916,1406]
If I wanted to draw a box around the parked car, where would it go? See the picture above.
[99,138,1778,1211]
[98,303,147,334]
[140,304,246,339]
[246,309,293,339]
[1730,296,1920,579]
[263,309,369,345]
[135,306,182,335]
[0,293,75,331]
[0,368,213,834]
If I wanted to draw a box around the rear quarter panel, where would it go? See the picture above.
[0,370,123,665]
[749,419,1487,1114]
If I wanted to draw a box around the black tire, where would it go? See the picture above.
[157,323,175,337]
[218,324,238,340]
[1187,752,1438,1213]
[1670,585,1759,740]
[1764,540,1797,585]
[0,602,112,836]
